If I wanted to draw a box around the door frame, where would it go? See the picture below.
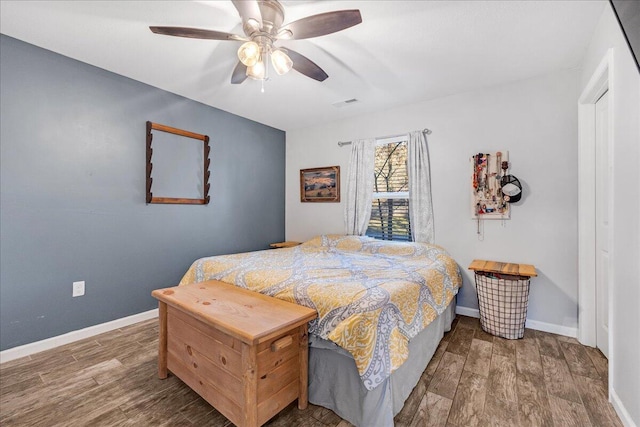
[577,49,614,364]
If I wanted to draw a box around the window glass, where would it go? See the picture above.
[366,140,411,241]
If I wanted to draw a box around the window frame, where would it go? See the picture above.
[366,136,411,241]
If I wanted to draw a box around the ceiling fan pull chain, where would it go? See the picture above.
[262,53,268,93]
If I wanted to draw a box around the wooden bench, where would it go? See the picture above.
[152,280,317,427]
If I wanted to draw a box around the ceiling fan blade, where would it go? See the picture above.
[231,61,248,84]
[231,0,263,28]
[280,10,362,40]
[285,49,328,82]
[149,26,246,41]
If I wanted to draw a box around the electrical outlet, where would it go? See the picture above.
[72,281,85,297]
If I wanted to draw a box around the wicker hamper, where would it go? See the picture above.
[468,259,537,340]
[474,271,531,339]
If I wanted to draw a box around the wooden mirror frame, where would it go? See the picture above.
[146,121,211,205]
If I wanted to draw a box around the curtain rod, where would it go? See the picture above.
[337,128,432,147]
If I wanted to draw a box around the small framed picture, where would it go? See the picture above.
[300,166,340,203]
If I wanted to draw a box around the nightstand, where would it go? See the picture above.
[269,241,301,249]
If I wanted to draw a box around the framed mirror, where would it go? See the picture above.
[146,121,210,205]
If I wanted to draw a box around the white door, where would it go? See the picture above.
[595,90,610,358]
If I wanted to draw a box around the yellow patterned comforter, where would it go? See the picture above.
[179,234,462,390]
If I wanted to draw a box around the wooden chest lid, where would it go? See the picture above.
[152,280,317,345]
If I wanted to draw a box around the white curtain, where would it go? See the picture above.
[344,139,375,235]
[407,130,435,243]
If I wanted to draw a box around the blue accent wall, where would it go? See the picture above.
[0,35,286,351]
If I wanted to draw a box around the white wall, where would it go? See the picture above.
[580,5,640,426]
[286,68,580,332]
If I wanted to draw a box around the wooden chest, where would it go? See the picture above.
[152,280,317,427]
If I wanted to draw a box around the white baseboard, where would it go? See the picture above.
[0,309,159,364]
[525,318,577,338]
[455,306,578,338]
[455,306,481,318]
[611,387,638,427]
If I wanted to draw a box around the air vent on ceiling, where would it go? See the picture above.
[332,98,359,108]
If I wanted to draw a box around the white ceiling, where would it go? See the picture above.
[0,1,605,131]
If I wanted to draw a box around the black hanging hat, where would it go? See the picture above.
[501,175,522,203]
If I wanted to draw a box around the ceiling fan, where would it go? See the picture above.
[150,0,362,87]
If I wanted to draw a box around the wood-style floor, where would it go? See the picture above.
[0,315,622,427]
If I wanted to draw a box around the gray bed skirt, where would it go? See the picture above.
[308,300,456,427]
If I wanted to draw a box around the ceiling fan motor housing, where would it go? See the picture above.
[244,0,285,37]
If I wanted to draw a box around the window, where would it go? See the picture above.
[366,138,412,241]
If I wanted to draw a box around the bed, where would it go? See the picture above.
[179,234,462,426]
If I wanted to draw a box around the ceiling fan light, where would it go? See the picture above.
[237,41,260,66]
[246,60,265,80]
[271,49,293,75]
